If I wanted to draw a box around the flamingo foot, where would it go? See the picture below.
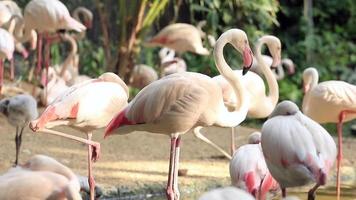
[91,142,101,162]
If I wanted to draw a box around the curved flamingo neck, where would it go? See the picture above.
[309,69,319,90]
[59,34,78,77]
[214,30,249,127]
[11,15,33,43]
[255,38,279,107]
[274,64,285,80]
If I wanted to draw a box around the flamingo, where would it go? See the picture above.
[0,94,38,165]
[159,47,187,77]
[11,0,86,86]
[29,72,129,200]
[250,56,295,80]
[261,100,336,200]
[0,154,81,199]
[129,64,158,89]
[195,35,281,158]
[302,67,356,200]
[40,67,69,106]
[198,187,255,200]
[229,132,278,199]
[147,23,209,55]
[104,28,253,200]
[0,28,14,94]
[72,6,93,40]
[0,0,36,59]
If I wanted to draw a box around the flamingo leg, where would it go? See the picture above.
[281,188,286,198]
[36,128,101,161]
[172,136,181,200]
[336,110,356,200]
[87,132,95,200]
[307,183,320,200]
[0,60,3,94]
[193,126,232,159]
[231,127,235,155]
[166,136,177,200]
[36,33,43,76]
[14,126,24,166]
[10,58,14,80]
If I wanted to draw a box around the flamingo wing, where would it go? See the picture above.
[316,81,356,109]
[106,72,221,135]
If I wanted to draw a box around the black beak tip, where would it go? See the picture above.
[242,68,249,75]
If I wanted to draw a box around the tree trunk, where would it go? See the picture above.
[116,1,147,81]
[304,0,314,64]
[94,0,112,71]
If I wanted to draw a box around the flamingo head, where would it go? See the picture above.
[302,67,318,93]
[261,35,281,68]
[282,58,295,75]
[226,29,253,75]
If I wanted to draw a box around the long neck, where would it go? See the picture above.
[213,32,249,127]
[255,40,279,106]
[274,64,285,80]
[11,15,33,43]
[309,69,319,89]
[59,34,78,77]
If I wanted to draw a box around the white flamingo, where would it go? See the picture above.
[104,29,253,200]
[195,35,281,158]
[261,100,336,200]
[302,67,356,199]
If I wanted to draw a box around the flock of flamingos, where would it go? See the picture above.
[0,0,355,200]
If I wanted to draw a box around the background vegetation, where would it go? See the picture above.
[15,0,355,133]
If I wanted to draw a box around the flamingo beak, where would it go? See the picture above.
[242,45,253,75]
[271,56,281,68]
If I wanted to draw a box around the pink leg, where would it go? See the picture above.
[336,110,356,200]
[36,128,101,161]
[0,60,3,94]
[36,33,43,76]
[172,136,181,200]
[166,136,177,200]
[231,127,235,155]
[10,58,14,80]
[87,133,95,200]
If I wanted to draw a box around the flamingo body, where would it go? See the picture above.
[0,28,14,60]
[0,155,81,200]
[24,0,86,33]
[130,64,158,89]
[303,80,356,123]
[261,101,336,198]
[148,23,209,55]
[198,187,255,200]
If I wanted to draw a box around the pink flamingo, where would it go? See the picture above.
[39,67,69,106]
[12,0,86,85]
[29,72,129,200]
[230,132,278,199]
[159,47,187,77]
[105,28,253,200]
[261,100,336,200]
[129,64,158,89]
[198,187,255,200]
[195,35,281,158]
[147,23,209,55]
[302,67,356,200]
[0,27,14,94]
[0,154,81,199]
[0,0,36,59]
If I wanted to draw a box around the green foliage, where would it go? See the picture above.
[77,39,106,77]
